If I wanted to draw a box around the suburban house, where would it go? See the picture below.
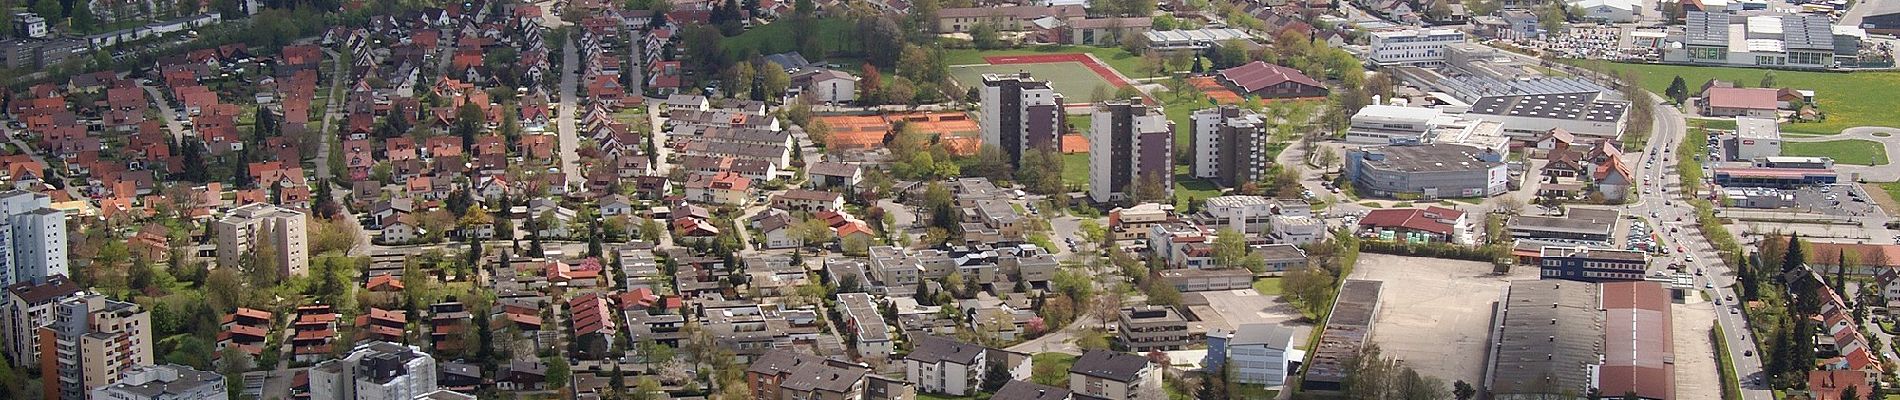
[1700,87,1779,118]
[684,171,752,206]
[772,189,845,212]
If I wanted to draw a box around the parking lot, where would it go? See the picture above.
[1192,289,1313,349]
[1786,184,1883,217]
[1348,254,1541,386]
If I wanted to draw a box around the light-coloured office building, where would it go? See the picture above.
[310,341,439,400]
[2,274,78,368]
[90,364,227,400]
[1347,105,1446,144]
[1368,28,1467,66]
[1223,324,1295,386]
[0,190,68,289]
[43,293,154,400]
[215,203,309,278]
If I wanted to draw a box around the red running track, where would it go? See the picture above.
[983,53,1130,88]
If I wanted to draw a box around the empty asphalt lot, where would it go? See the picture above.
[1348,253,1540,387]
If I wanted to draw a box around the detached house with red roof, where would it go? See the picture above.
[1700,87,1778,119]
[1357,206,1473,245]
[1215,61,1327,99]
[684,171,752,206]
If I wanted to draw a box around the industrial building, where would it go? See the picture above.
[1367,28,1467,66]
[1465,92,1630,140]
[1665,11,1843,68]
[1346,144,1508,199]
[1538,246,1652,282]
[1346,105,1450,144]
[1507,207,1622,243]
[1734,117,1782,160]
[1486,281,1674,400]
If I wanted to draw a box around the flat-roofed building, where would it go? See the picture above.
[1346,105,1443,144]
[1486,281,1673,399]
[1735,116,1781,160]
[1539,246,1651,282]
[1507,207,1620,243]
[1302,280,1381,391]
[1089,99,1174,204]
[91,364,226,400]
[1368,28,1467,66]
[215,203,309,278]
[1466,92,1630,140]
[1157,268,1253,292]
[982,72,1064,167]
[1190,106,1268,188]
[1346,144,1507,199]
[1116,306,1195,352]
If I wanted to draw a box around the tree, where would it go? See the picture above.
[1537,2,1567,35]
[759,61,792,100]
[1283,266,1336,319]
[544,356,572,389]
[1760,71,1778,88]
[858,16,905,69]
[724,62,756,99]
[971,23,1003,50]
[981,361,1013,391]
[1666,76,1690,104]
[1212,229,1264,271]
[1452,380,1476,400]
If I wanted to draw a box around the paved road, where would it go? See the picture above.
[1628,93,1771,400]
[314,49,347,180]
[556,34,582,187]
[136,83,189,143]
[1780,127,1900,182]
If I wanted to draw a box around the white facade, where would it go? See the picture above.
[1368,28,1467,66]
[1225,325,1294,386]
[0,190,67,289]
[1203,196,1275,235]
[310,342,438,400]
[214,203,309,278]
[1346,105,1443,144]
[811,75,858,103]
[91,364,227,400]
[1735,117,1782,161]
[1269,215,1326,246]
[1571,0,1639,22]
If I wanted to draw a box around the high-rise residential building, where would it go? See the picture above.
[0,190,68,289]
[310,341,439,400]
[980,72,1064,166]
[3,274,79,368]
[41,293,154,400]
[89,364,227,400]
[1190,106,1268,188]
[215,203,309,278]
[1089,99,1174,204]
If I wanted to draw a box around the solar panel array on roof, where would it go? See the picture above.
[1781,14,1835,50]
[1684,11,1730,47]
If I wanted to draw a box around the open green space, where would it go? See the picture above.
[723,18,857,60]
[945,45,1152,80]
[1689,118,1738,131]
[1174,167,1224,208]
[1252,277,1283,295]
[950,62,1119,103]
[1571,61,1900,135]
[1783,139,1889,165]
[1063,153,1090,187]
[1031,352,1078,386]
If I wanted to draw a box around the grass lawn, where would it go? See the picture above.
[1570,61,1900,135]
[723,18,857,60]
[1063,153,1090,187]
[1174,168,1225,208]
[1783,139,1890,166]
[950,62,1119,103]
[1252,277,1283,295]
[944,45,1154,80]
[1031,353,1079,386]
[1688,118,1738,131]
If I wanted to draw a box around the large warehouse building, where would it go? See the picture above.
[1487,281,1674,400]
[1346,143,1508,199]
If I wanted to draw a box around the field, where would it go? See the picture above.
[1783,140,1890,165]
[1688,118,1738,131]
[946,45,1154,80]
[1252,277,1283,295]
[1572,61,1900,135]
[1063,153,1090,187]
[950,62,1121,103]
[723,18,857,60]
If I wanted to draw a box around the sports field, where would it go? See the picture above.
[950,62,1122,103]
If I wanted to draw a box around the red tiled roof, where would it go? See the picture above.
[1808,370,1871,400]
[1357,207,1463,236]
[1703,87,1778,110]
[1217,61,1322,93]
